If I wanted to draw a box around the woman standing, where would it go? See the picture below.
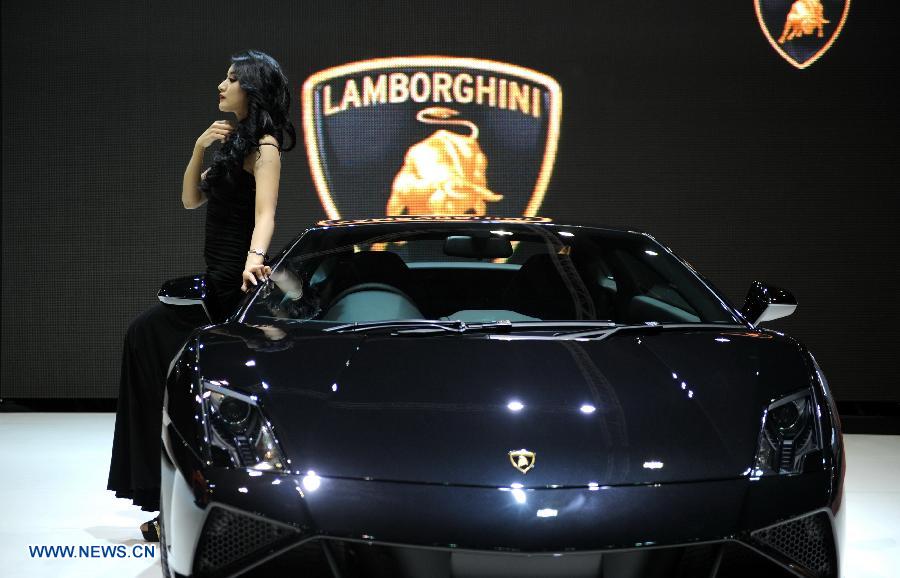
[107,50,296,541]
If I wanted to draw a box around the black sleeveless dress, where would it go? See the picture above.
[107,169,256,512]
[204,169,256,319]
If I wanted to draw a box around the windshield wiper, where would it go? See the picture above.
[392,320,518,334]
[324,319,621,335]
[556,322,745,340]
[324,319,469,334]
[391,320,619,335]
[324,320,742,338]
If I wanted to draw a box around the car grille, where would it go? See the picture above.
[193,506,301,577]
[193,510,835,578]
[229,539,801,578]
[748,511,837,577]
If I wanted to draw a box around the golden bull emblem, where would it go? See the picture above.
[387,107,502,216]
[754,0,850,69]
[778,0,829,43]
[509,449,536,474]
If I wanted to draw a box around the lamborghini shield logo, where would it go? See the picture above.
[509,449,536,474]
[755,0,850,69]
[302,57,562,219]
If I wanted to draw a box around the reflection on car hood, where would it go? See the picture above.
[195,324,812,487]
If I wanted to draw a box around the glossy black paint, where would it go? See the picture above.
[191,468,833,552]
[186,325,809,488]
[160,219,844,577]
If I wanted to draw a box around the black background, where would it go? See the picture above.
[2,0,898,400]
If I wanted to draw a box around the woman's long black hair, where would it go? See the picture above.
[201,50,296,195]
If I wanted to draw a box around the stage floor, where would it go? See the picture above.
[0,413,897,578]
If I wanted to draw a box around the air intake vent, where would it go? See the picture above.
[749,512,836,577]
[194,507,300,576]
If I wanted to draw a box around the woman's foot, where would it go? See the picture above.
[140,517,160,542]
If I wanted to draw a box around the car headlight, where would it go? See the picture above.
[201,380,287,471]
[753,389,822,476]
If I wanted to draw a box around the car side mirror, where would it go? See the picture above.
[740,281,797,326]
[158,274,212,321]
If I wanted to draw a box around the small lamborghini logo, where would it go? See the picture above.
[754,0,850,69]
[509,449,536,474]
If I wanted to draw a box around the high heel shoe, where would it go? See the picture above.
[140,517,160,542]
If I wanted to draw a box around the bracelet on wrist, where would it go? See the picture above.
[247,249,269,263]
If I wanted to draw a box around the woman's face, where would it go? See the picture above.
[217,66,248,119]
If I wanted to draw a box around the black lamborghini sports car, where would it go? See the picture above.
[158,217,844,578]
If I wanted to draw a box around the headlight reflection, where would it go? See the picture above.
[201,380,287,471]
[752,389,821,476]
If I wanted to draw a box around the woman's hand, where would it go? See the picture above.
[196,120,234,149]
[241,256,271,292]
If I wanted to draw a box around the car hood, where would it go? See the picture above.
[195,324,812,487]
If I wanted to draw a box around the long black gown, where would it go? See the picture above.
[107,168,256,512]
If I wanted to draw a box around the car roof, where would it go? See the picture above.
[311,216,651,237]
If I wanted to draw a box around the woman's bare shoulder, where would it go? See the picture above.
[243,136,282,173]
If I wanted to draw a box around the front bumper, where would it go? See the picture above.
[162,465,842,577]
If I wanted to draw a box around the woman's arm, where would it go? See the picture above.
[241,135,282,291]
[183,121,234,209]
[181,144,208,209]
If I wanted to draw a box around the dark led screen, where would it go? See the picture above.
[2,1,898,400]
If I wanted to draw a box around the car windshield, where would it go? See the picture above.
[244,222,742,327]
